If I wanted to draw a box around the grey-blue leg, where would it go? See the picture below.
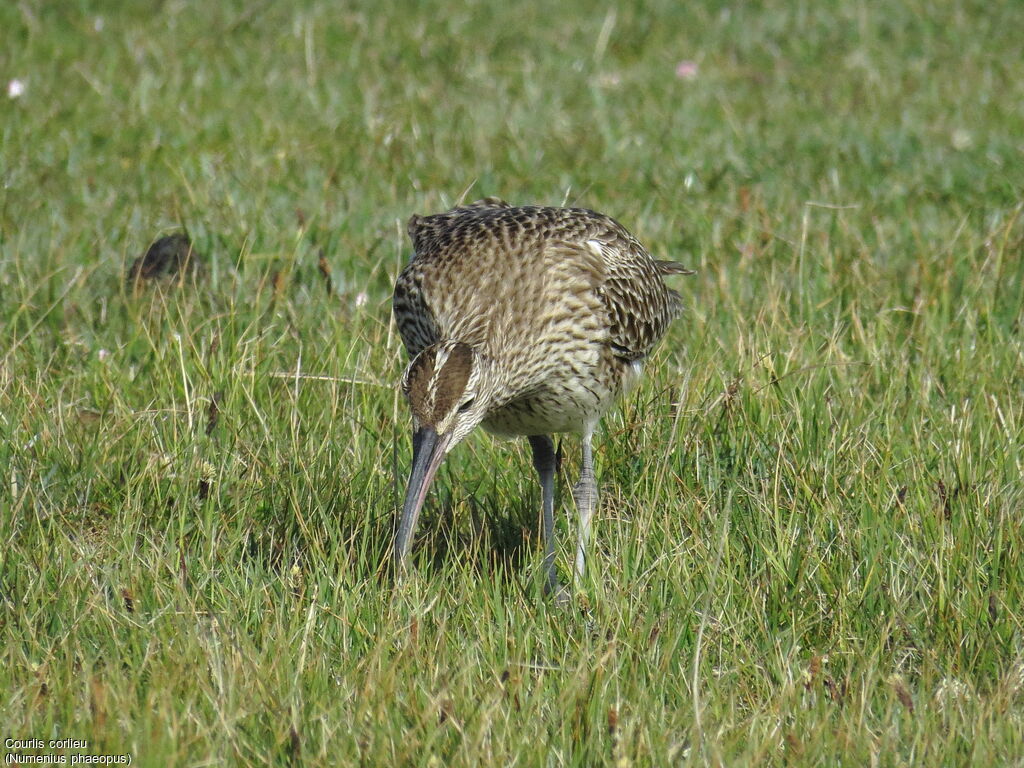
[573,426,597,580]
[528,434,559,596]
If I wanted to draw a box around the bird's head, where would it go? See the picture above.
[395,340,492,566]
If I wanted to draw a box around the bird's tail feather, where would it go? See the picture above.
[655,259,696,276]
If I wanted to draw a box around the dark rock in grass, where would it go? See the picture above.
[126,233,204,286]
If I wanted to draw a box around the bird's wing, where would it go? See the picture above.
[406,198,512,257]
[397,204,509,355]
[393,261,440,358]
[583,238,688,361]
[397,201,512,356]
[459,197,512,211]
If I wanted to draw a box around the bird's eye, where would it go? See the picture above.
[458,398,475,413]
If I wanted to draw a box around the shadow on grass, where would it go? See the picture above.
[353,489,545,597]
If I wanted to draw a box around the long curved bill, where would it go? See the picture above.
[395,426,452,568]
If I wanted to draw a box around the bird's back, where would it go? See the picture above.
[394,198,687,367]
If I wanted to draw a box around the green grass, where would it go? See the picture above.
[3,0,1024,765]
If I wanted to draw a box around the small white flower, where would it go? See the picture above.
[354,291,369,307]
[951,129,972,151]
[93,17,105,32]
[98,349,111,362]
[7,79,25,99]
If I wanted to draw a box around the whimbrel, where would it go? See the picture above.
[392,198,691,595]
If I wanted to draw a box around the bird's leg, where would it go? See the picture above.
[528,435,559,596]
[572,426,597,580]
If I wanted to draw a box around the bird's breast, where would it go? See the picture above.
[481,351,636,437]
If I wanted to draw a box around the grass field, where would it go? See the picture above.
[3,1,1024,765]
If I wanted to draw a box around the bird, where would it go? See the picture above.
[392,197,692,596]
[126,232,203,287]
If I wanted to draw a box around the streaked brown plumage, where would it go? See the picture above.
[393,198,691,595]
